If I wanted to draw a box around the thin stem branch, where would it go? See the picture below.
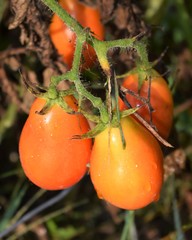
[121,211,137,240]
[10,189,46,225]
[119,90,173,147]
[42,0,83,34]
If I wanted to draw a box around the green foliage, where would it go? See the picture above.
[0,104,17,143]
[47,220,85,239]
[0,0,7,22]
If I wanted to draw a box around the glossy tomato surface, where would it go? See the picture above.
[119,71,173,139]
[19,97,92,190]
[49,0,104,69]
[90,116,164,210]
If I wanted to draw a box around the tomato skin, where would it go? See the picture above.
[90,117,164,210]
[119,72,173,139]
[49,0,104,69]
[19,97,92,190]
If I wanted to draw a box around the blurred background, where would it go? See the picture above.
[1,0,192,239]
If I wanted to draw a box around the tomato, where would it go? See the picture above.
[90,116,164,210]
[119,71,174,139]
[49,0,104,69]
[19,97,92,190]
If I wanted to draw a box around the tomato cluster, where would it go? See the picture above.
[18,1,174,211]
[19,70,173,209]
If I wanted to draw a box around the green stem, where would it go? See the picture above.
[93,37,148,65]
[105,38,135,49]
[113,73,126,148]
[41,0,151,131]
[42,0,83,34]
[74,36,109,123]
[134,40,150,68]
[10,189,46,225]
[73,122,106,139]
[51,36,109,123]
[93,39,110,71]
[71,34,86,73]
[120,211,137,240]
[171,176,185,240]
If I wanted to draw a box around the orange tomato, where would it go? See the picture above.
[19,97,92,190]
[90,116,164,210]
[119,71,173,139]
[49,0,104,69]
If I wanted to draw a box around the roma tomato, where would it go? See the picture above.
[19,97,92,190]
[90,116,164,210]
[49,0,104,69]
[119,71,173,139]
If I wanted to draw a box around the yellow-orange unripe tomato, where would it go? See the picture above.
[119,71,174,139]
[90,116,164,210]
[19,97,92,190]
[49,0,104,69]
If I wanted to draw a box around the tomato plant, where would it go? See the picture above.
[90,116,164,210]
[19,97,92,190]
[119,70,174,139]
[49,0,104,69]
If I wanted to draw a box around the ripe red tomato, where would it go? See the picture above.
[19,96,92,190]
[90,116,164,210]
[49,0,104,69]
[119,71,174,139]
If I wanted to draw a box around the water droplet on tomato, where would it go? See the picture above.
[97,191,103,199]
[111,135,116,143]
[153,193,160,202]
[152,162,157,170]
[86,163,90,168]
[145,182,152,192]
[95,187,103,199]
